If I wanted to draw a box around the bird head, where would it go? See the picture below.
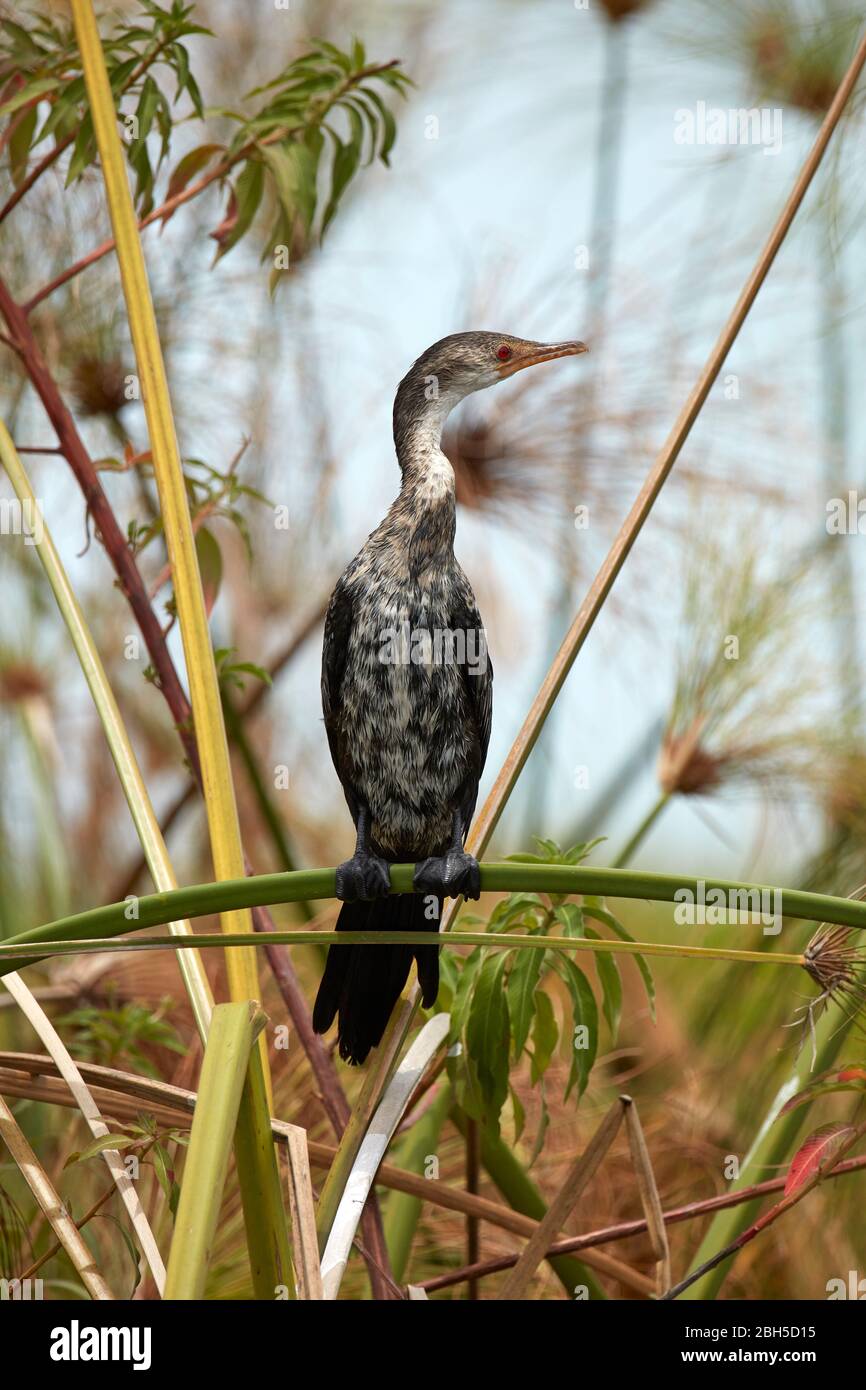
[393,331,588,463]
[409,330,588,396]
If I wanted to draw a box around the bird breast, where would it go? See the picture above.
[338,565,477,857]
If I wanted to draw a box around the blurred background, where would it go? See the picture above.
[2,0,866,1299]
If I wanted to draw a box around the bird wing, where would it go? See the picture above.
[451,566,493,836]
[321,574,357,810]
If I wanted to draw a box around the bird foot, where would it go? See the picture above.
[414,850,481,901]
[335,851,391,903]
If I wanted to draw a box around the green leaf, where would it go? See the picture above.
[321,132,361,234]
[65,111,95,185]
[129,138,153,215]
[165,142,222,205]
[487,892,544,931]
[133,75,160,146]
[108,57,139,95]
[1,20,46,62]
[36,78,85,144]
[0,76,58,118]
[194,528,222,614]
[585,897,656,1021]
[503,892,546,916]
[344,99,365,160]
[530,989,558,1085]
[99,1215,142,1296]
[259,143,305,227]
[152,1141,179,1214]
[564,837,607,865]
[510,1084,526,1145]
[266,211,292,296]
[314,39,353,75]
[447,945,482,1046]
[183,68,204,119]
[363,86,397,165]
[219,660,271,691]
[290,141,319,230]
[528,1088,550,1169]
[556,957,598,1100]
[506,837,605,867]
[345,94,379,164]
[437,948,459,1009]
[466,952,511,1133]
[8,103,37,186]
[66,1133,139,1165]
[585,926,622,1039]
[507,945,544,1056]
[553,902,585,936]
[262,141,319,233]
[212,156,264,260]
[170,39,205,115]
[448,1050,483,1124]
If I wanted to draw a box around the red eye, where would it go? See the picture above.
[496,345,512,361]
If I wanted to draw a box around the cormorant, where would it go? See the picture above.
[313,331,588,1063]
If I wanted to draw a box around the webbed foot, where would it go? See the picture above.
[335,852,391,903]
[413,850,481,901]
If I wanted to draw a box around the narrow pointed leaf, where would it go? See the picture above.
[507,945,544,1056]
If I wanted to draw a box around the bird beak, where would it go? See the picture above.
[496,339,589,380]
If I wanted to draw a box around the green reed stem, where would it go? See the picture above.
[0,928,806,970]
[613,791,672,868]
[2,860,858,978]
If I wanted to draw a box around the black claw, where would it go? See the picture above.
[413,850,481,901]
[335,851,391,902]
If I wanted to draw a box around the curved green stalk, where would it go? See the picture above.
[3,862,864,974]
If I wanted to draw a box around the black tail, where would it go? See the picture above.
[312,893,441,1065]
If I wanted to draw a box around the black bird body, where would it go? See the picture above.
[323,500,487,863]
[313,331,587,1063]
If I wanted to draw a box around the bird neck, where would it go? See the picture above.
[398,425,455,498]
[392,390,459,559]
